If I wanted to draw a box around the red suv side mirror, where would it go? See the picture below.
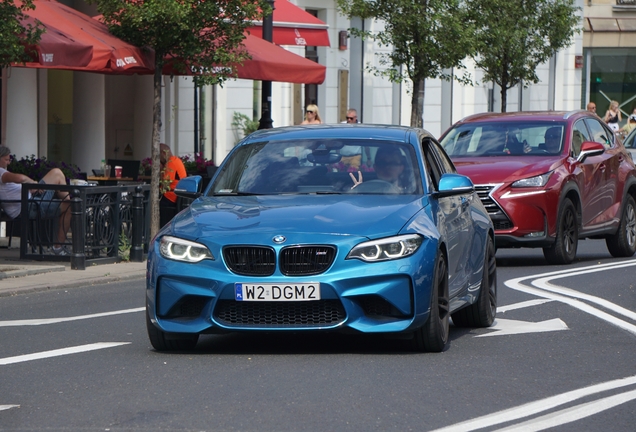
[578,141,605,162]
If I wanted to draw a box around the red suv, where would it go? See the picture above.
[440,111,636,264]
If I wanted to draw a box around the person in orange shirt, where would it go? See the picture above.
[159,143,187,227]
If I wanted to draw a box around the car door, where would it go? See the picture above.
[581,118,620,228]
[422,138,474,298]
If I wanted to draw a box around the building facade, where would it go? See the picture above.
[2,0,614,179]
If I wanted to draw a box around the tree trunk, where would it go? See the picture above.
[410,78,425,128]
[149,64,163,239]
[500,85,508,113]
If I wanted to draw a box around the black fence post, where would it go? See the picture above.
[70,189,85,270]
[131,186,144,262]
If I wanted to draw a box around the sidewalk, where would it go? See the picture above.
[0,237,146,297]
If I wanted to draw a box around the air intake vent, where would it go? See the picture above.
[214,299,346,327]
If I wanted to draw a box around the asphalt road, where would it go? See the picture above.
[1,239,635,431]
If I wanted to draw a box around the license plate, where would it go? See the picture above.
[235,283,321,301]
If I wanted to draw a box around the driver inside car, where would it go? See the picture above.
[350,146,408,192]
[543,127,563,154]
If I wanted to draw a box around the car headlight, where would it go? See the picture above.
[347,234,423,262]
[511,172,552,188]
[159,236,214,263]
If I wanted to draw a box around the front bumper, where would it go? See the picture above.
[146,239,438,335]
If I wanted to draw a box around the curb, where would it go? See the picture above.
[0,264,66,280]
[0,272,145,297]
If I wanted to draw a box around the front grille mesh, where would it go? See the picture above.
[475,184,513,230]
[280,246,336,276]
[223,246,276,276]
[214,299,346,327]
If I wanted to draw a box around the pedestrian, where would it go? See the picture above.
[586,102,597,115]
[620,114,636,137]
[301,104,322,124]
[603,100,622,132]
[159,143,187,227]
[343,108,359,124]
[0,146,72,255]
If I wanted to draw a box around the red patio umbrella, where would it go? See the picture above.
[18,16,93,67]
[14,0,153,74]
[248,0,330,47]
[161,33,325,85]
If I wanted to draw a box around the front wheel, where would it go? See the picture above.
[412,252,449,352]
[452,237,496,327]
[606,195,636,257]
[543,199,578,265]
[146,309,199,351]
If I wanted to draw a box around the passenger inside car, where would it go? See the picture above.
[541,127,563,154]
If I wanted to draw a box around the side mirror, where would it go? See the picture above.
[577,141,605,163]
[435,173,474,197]
[175,175,202,199]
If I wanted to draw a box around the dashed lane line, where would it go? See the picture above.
[0,342,131,365]
[0,307,144,327]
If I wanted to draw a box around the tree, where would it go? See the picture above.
[337,0,474,128]
[0,0,43,68]
[91,0,269,237]
[467,0,580,112]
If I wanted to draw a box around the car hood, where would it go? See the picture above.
[452,156,564,184]
[169,195,427,242]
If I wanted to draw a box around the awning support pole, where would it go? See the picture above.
[258,0,275,130]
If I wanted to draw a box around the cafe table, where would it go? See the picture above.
[87,176,134,186]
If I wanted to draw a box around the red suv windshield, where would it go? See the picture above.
[441,122,566,156]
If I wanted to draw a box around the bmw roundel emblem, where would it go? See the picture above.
[273,235,286,244]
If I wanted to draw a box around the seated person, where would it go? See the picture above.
[350,146,410,192]
[542,127,563,154]
[159,143,187,227]
[502,128,531,154]
[0,146,71,255]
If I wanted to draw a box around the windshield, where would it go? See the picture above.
[210,139,422,195]
[441,122,565,157]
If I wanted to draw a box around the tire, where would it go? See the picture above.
[412,252,450,353]
[452,237,497,328]
[146,308,199,351]
[543,198,578,265]
[606,195,636,258]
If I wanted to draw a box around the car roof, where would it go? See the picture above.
[456,110,589,124]
[241,124,433,144]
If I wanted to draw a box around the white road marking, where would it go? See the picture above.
[0,405,19,411]
[0,307,144,327]
[505,263,636,336]
[477,318,568,337]
[0,342,130,365]
[497,299,553,313]
[494,388,636,432]
[430,374,636,432]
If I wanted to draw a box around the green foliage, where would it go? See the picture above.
[118,230,130,262]
[337,0,475,127]
[8,154,82,181]
[0,0,44,68]
[90,0,269,238]
[231,112,259,143]
[466,0,580,111]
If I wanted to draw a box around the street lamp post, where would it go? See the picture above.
[258,0,275,130]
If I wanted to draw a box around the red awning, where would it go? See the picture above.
[14,0,153,74]
[18,16,93,67]
[248,0,330,47]
[162,33,325,85]
[234,34,325,84]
